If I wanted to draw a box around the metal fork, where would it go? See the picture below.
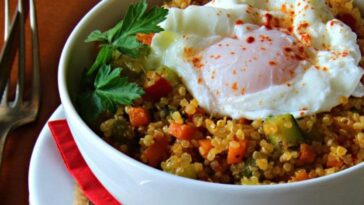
[0,0,40,166]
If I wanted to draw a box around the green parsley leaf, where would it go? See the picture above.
[85,30,108,43]
[88,45,113,75]
[105,21,124,42]
[117,0,168,37]
[78,90,104,122]
[85,21,124,43]
[85,0,168,75]
[113,35,144,58]
[79,65,144,122]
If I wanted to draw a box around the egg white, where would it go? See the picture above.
[149,0,364,119]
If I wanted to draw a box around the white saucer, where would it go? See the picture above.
[29,106,75,205]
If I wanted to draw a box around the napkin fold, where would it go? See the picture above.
[48,120,121,205]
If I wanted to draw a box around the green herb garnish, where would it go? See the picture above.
[86,0,168,75]
[78,0,168,122]
[79,65,144,121]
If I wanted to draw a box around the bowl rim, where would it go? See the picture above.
[58,0,364,191]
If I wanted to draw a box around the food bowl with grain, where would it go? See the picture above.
[58,0,364,204]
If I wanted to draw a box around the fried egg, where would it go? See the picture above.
[149,0,364,119]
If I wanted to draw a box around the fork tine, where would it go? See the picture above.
[0,0,11,106]
[4,0,10,39]
[14,0,25,107]
[29,0,40,110]
[0,10,20,99]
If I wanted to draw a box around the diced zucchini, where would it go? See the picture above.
[112,48,149,74]
[161,155,197,179]
[179,164,197,179]
[263,114,304,150]
[100,117,134,142]
[242,158,255,178]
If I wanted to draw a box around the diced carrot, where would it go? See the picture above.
[292,170,309,182]
[142,136,169,167]
[227,140,248,164]
[169,123,196,140]
[198,139,212,158]
[297,144,316,165]
[326,154,343,168]
[144,76,173,101]
[128,107,150,127]
[136,33,155,45]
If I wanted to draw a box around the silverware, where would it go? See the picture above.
[0,0,40,166]
[1,0,11,106]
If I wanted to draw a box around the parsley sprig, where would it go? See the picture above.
[78,0,168,122]
[86,0,168,75]
[79,65,144,121]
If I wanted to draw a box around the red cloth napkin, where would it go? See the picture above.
[48,120,121,205]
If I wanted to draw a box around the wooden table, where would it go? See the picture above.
[0,1,99,204]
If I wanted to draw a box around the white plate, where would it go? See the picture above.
[28,106,75,205]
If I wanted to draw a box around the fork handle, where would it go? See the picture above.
[0,126,11,167]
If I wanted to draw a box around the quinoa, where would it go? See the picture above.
[96,0,364,185]
[164,0,210,9]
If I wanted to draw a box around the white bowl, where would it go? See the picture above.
[58,1,364,204]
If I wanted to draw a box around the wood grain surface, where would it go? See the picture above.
[0,1,99,204]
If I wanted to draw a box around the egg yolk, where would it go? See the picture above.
[193,27,306,97]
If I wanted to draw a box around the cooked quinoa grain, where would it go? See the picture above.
[99,76,364,184]
[91,0,364,185]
